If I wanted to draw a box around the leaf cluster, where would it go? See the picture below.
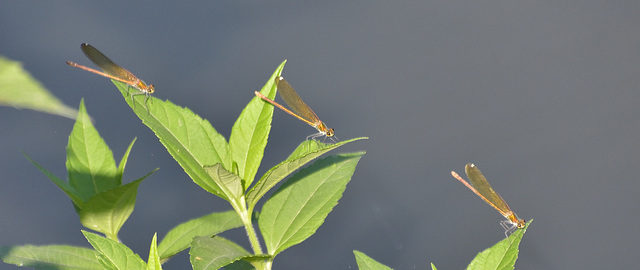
[0,56,531,270]
[1,60,367,270]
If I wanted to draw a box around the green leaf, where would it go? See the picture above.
[353,250,393,270]
[259,152,365,256]
[203,164,244,202]
[223,259,257,270]
[189,236,251,270]
[117,138,137,183]
[111,81,230,199]
[79,176,151,240]
[229,60,285,188]
[158,210,245,260]
[223,254,272,270]
[23,152,85,209]
[147,233,162,270]
[82,231,146,270]
[246,137,368,212]
[0,245,101,270]
[0,56,78,119]
[284,140,330,161]
[66,100,119,202]
[466,220,532,270]
[431,263,438,270]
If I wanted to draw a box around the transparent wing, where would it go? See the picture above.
[464,163,512,215]
[80,43,138,82]
[276,77,321,125]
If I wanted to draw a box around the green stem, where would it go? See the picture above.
[234,196,263,255]
[243,216,263,254]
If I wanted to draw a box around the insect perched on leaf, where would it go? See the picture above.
[255,76,337,142]
[67,43,155,112]
[451,163,525,236]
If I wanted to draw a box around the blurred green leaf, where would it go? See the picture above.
[259,152,365,256]
[0,245,101,270]
[0,56,77,118]
[353,250,393,270]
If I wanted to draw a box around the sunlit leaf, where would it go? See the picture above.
[353,250,393,270]
[247,137,367,212]
[204,164,244,202]
[260,152,365,256]
[466,220,532,270]
[147,233,162,270]
[66,100,119,201]
[229,60,285,188]
[112,81,230,199]
[0,245,100,270]
[82,231,146,270]
[79,178,149,240]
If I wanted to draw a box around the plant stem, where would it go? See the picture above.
[234,196,263,255]
[243,214,263,255]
